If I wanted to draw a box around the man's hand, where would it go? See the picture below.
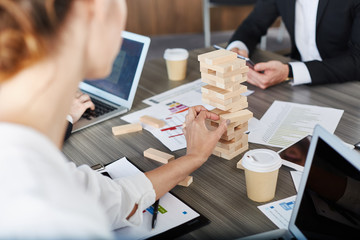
[247,61,289,89]
[229,47,249,58]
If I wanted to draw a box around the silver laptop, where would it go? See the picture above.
[240,124,360,240]
[72,31,150,132]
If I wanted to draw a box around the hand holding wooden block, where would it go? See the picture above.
[112,123,142,136]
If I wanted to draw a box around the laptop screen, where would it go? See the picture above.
[83,38,144,101]
[78,31,150,110]
[294,137,360,239]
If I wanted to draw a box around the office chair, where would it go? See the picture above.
[203,0,286,49]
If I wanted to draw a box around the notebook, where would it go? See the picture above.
[239,124,360,240]
[72,31,150,132]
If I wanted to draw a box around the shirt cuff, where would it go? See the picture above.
[288,62,312,86]
[226,40,249,54]
[66,115,73,124]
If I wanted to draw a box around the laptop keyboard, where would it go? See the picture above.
[82,98,117,120]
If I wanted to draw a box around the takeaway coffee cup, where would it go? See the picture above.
[241,149,282,202]
[163,48,189,81]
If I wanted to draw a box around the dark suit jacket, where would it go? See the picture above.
[229,0,360,85]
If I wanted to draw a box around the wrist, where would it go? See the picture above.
[284,63,293,82]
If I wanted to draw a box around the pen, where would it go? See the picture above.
[213,44,256,68]
[151,199,159,229]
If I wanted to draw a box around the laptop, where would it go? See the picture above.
[72,31,150,132]
[239,124,360,240]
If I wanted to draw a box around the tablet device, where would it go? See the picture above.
[278,135,312,171]
[99,157,210,239]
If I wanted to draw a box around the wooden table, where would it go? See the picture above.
[63,48,360,239]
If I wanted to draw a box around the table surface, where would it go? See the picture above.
[63,47,360,240]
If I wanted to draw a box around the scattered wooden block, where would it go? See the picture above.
[237,159,245,170]
[143,148,175,164]
[198,49,237,65]
[112,123,142,136]
[140,115,165,128]
[178,176,193,187]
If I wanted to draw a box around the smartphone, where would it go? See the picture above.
[278,135,312,171]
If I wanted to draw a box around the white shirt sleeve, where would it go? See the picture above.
[289,62,312,85]
[66,114,73,124]
[226,40,249,54]
[0,123,156,239]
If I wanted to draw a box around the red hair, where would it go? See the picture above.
[0,0,73,82]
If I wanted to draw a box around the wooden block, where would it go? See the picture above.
[202,93,246,107]
[112,123,142,136]
[201,72,246,86]
[143,148,175,164]
[221,123,248,141]
[201,84,247,100]
[216,134,248,151]
[228,101,249,113]
[198,49,237,65]
[216,66,249,78]
[214,109,253,124]
[178,176,193,187]
[201,73,247,90]
[200,58,245,73]
[237,159,245,170]
[220,144,249,160]
[202,96,248,112]
[139,115,165,128]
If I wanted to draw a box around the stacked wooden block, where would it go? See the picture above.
[198,49,253,160]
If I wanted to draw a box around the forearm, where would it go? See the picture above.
[145,154,205,199]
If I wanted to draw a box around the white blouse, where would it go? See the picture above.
[0,123,155,239]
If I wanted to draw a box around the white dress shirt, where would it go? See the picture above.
[227,0,321,85]
[0,123,156,239]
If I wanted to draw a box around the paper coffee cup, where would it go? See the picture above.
[242,149,282,202]
[163,48,189,81]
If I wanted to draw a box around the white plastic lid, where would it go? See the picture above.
[242,149,282,173]
[163,48,189,61]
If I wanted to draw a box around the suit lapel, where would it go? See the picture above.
[316,0,329,27]
[285,0,296,39]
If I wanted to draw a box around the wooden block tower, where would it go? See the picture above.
[198,49,253,160]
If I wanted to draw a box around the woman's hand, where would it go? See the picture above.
[69,91,95,123]
[183,105,228,164]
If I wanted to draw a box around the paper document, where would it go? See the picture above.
[290,171,302,192]
[106,157,200,239]
[258,195,297,229]
[143,79,206,105]
[249,101,344,148]
[122,90,212,151]
[142,78,254,106]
